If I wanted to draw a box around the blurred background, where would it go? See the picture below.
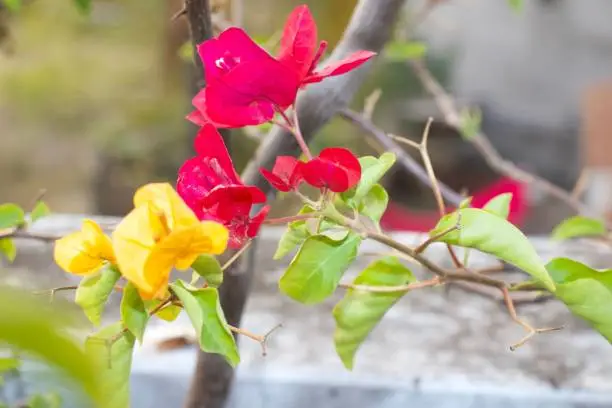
[1,0,611,232]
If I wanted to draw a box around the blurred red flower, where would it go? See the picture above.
[177,124,269,247]
[188,4,376,128]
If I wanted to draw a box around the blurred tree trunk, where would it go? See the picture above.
[182,2,241,408]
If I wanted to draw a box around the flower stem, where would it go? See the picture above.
[277,107,313,160]
[263,212,323,225]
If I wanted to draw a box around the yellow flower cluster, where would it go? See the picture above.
[54,183,228,299]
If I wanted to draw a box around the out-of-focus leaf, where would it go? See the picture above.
[0,357,19,373]
[0,286,101,406]
[385,41,427,61]
[85,323,135,408]
[458,108,482,140]
[0,203,25,229]
[0,238,16,262]
[3,0,21,13]
[551,216,607,241]
[73,0,92,14]
[30,201,51,223]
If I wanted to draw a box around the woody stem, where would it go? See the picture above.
[278,107,313,160]
[263,212,323,225]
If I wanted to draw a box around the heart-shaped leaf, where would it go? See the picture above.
[333,256,415,369]
[170,281,239,367]
[75,265,121,325]
[120,283,148,343]
[279,233,361,304]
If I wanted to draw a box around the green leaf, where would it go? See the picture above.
[0,286,101,405]
[27,393,62,408]
[0,238,16,262]
[170,281,239,367]
[385,41,427,61]
[358,184,389,223]
[273,206,314,260]
[458,107,482,140]
[191,255,223,287]
[431,208,555,291]
[459,197,473,209]
[120,283,148,343]
[344,152,396,204]
[3,0,21,12]
[178,41,193,62]
[85,323,135,408]
[507,0,524,13]
[551,216,607,241]
[482,192,512,219]
[333,256,415,369]
[75,265,121,326]
[0,357,19,373]
[145,299,182,322]
[73,0,92,14]
[0,203,25,229]
[30,201,51,223]
[546,258,612,342]
[279,233,361,304]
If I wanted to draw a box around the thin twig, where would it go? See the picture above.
[571,169,589,200]
[418,118,465,268]
[501,287,563,351]
[415,223,459,254]
[0,227,61,242]
[339,108,464,206]
[228,323,282,356]
[172,5,187,21]
[263,212,323,225]
[363,89,382,120]
[389,133,421,150]
[221,240,252,271]
[33,285,78,302]
[339,277,440,293]
[409,59,601,222]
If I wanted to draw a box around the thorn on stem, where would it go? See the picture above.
[171,5,187,21]
[510,326,564,351]
[259,323,283,357]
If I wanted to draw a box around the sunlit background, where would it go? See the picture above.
[2,0,611,232]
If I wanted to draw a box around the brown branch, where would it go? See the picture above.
[339,277,440,293]
[0,227,60,242]
[339,108,464,206]
[409,60,600,221]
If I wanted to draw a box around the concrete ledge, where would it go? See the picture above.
[3,214,612,407]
